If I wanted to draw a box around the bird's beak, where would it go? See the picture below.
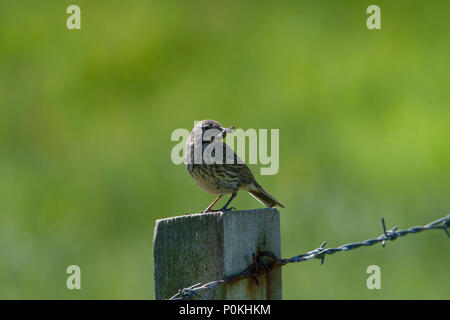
[219,125,235,139]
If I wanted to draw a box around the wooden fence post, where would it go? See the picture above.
[153,208,282,300]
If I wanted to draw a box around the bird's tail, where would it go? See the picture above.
[247,183,285,208]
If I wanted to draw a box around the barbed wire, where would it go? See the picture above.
[169,214,450,300]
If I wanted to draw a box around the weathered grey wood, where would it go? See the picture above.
[153,208,282,300]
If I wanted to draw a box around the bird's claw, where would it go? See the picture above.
[202,207,237,213]
[220,206,237,212]
[202,209,220,213]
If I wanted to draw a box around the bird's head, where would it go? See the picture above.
[191,120,234,143]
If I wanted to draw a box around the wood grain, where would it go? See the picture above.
[153,208,282,300]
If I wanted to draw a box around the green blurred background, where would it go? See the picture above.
[0,0,449,299]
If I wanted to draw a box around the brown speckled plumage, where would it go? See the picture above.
[185,120,285,212]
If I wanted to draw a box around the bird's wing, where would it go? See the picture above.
[220,142,257,186]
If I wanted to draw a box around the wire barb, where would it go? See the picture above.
[168,214,450,300]
[442,216,450,238]
[381,218,398,247]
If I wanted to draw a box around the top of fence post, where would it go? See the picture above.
[153,208,282,300]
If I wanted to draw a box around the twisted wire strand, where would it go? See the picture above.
[169,214,450,300]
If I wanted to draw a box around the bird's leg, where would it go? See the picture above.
[219,192,237,211]
[203,195,223,213]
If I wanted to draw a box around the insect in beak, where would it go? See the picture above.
[218,125,235,139]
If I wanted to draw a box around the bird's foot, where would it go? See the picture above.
[202,207,237,213]
[219,206,237,212]
[202,209,220,213]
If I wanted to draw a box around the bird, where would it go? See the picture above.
[185,119,285,212]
